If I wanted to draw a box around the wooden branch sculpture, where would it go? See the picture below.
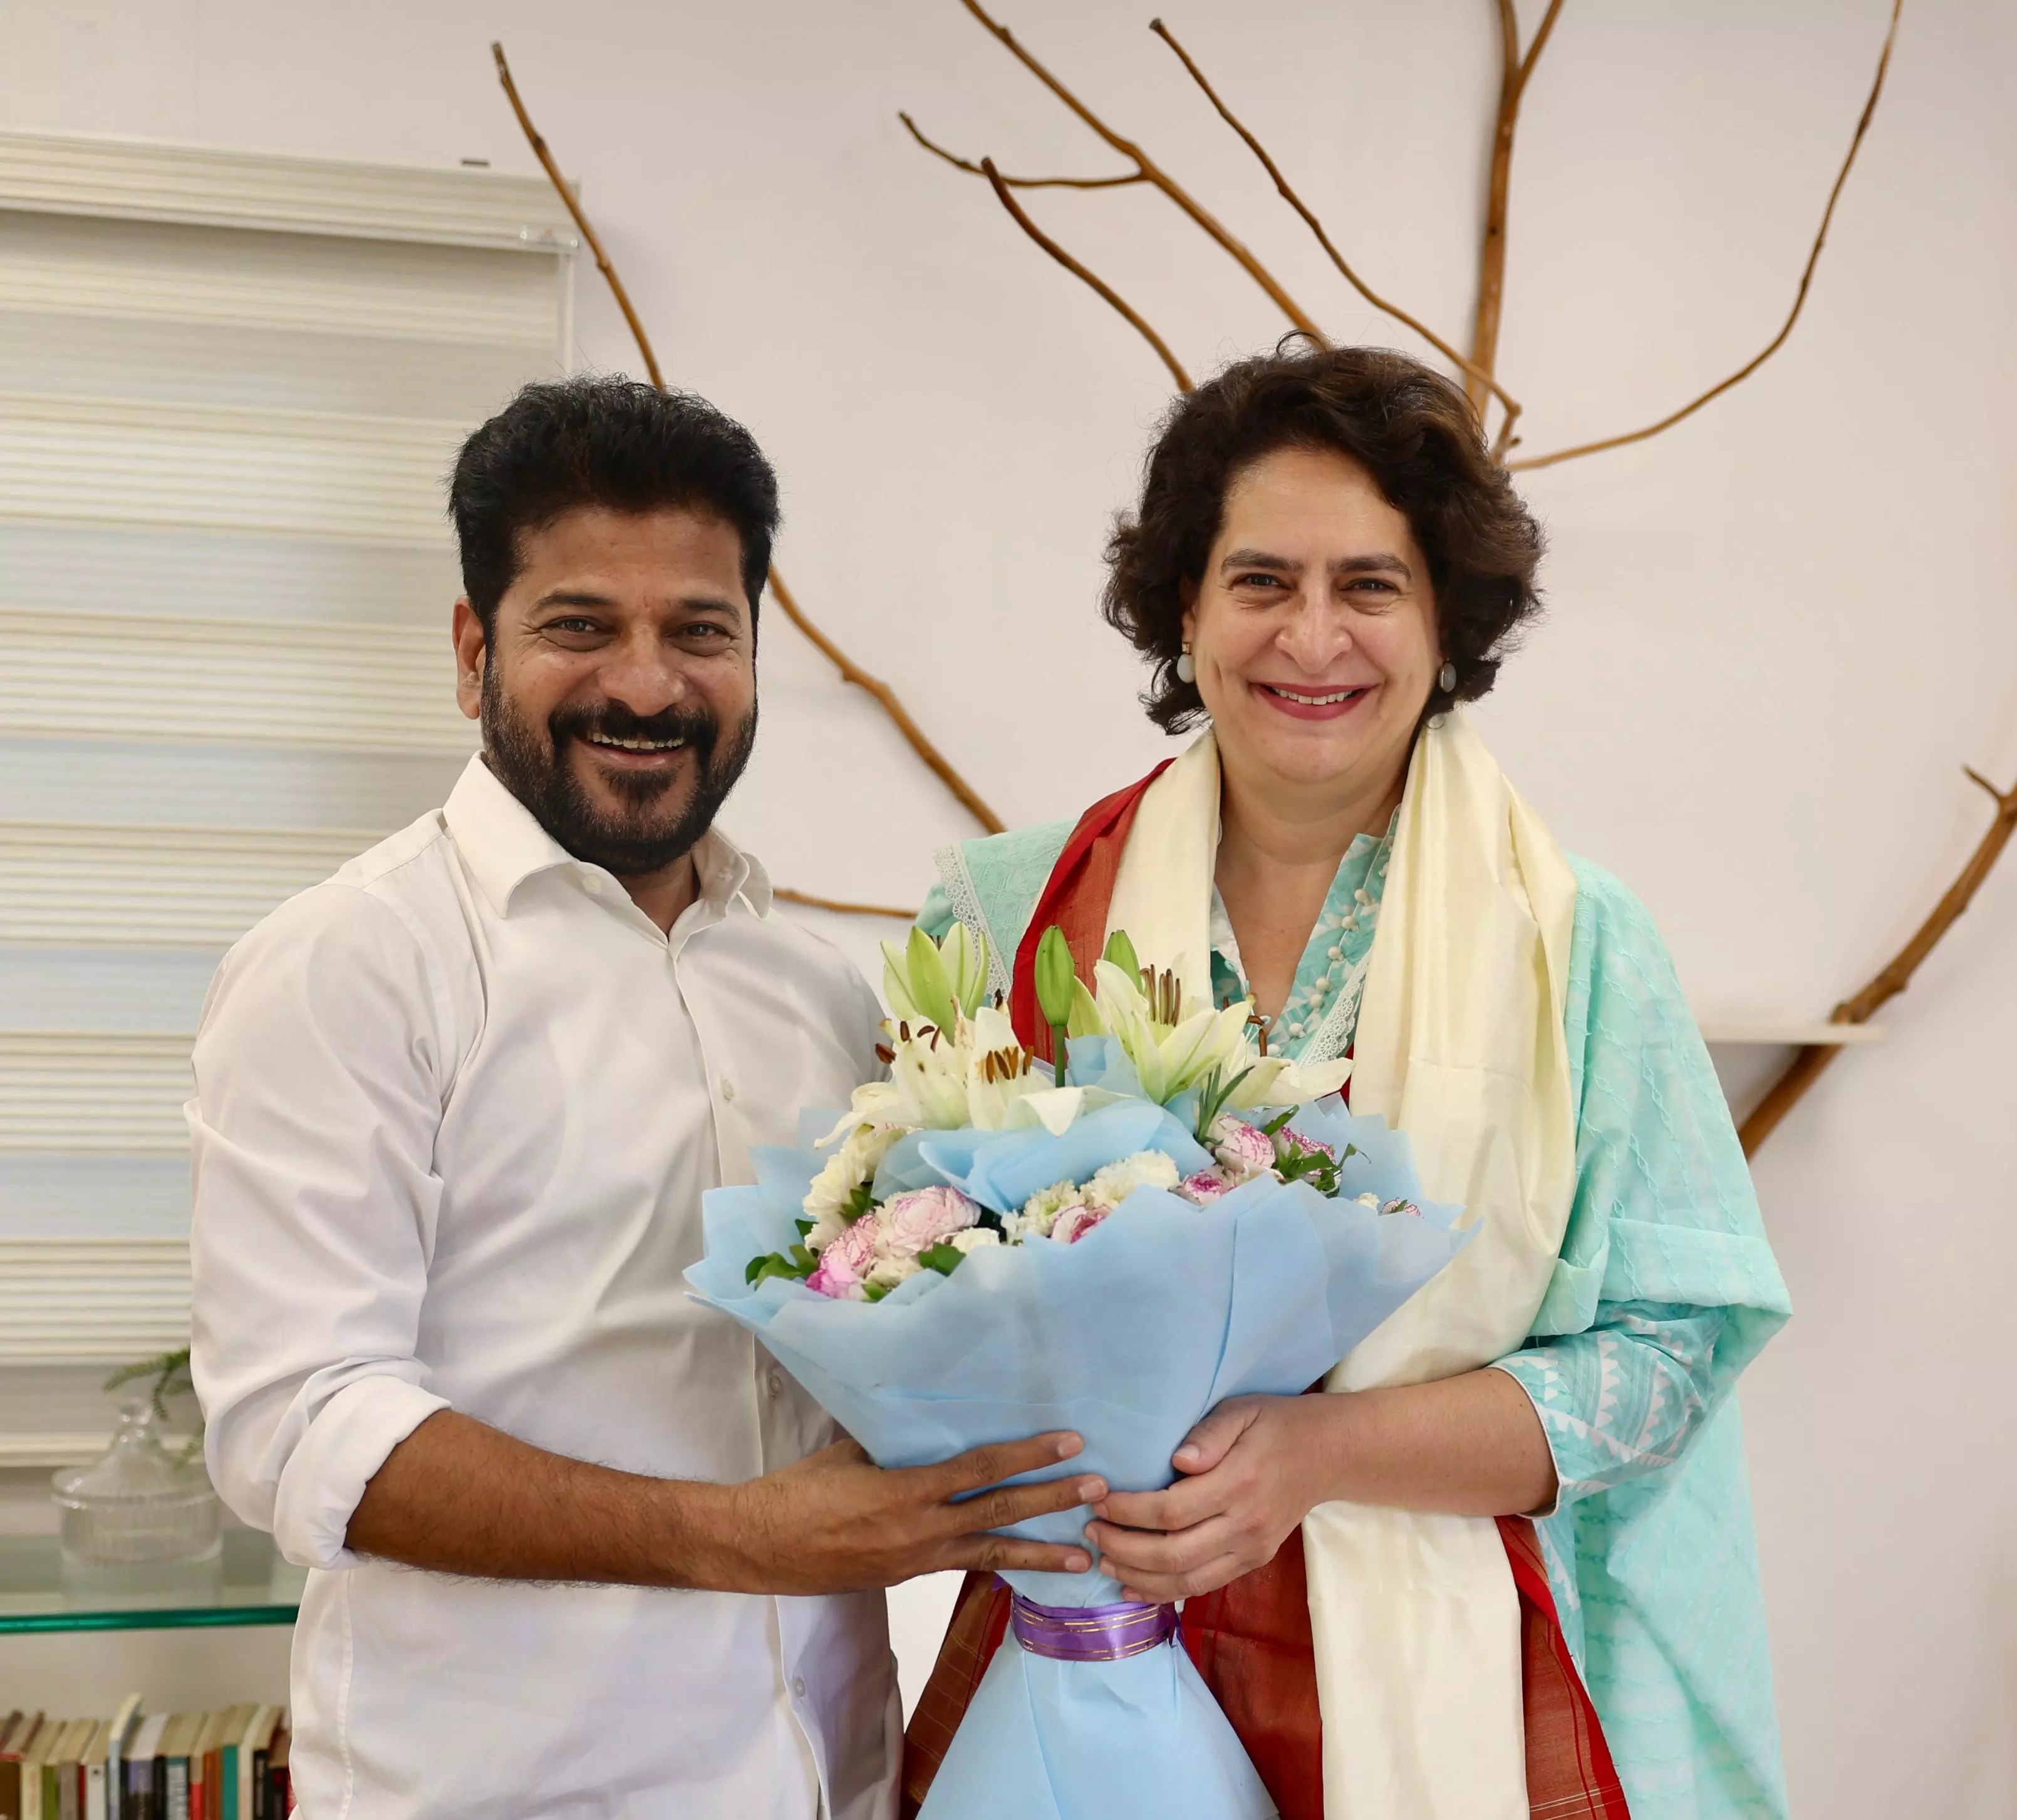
[1738,769,2017,1155]
[504,4,2003,1157]
[905,0,2016,1159]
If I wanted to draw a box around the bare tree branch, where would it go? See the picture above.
[1470,0,1565,445]
[898,113,1143,189]
[978,158,1193,392]
[1741,761,2017,1153]
[764,569,1005,833]
[492,39,1005,890]
[492,43,666,388]
[775,888,920,920]
[948,0,1326,340]
[1147,17,1520,442]
[1510,0,1903,474]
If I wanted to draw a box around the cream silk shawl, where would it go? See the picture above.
[1106,716,1580,1820]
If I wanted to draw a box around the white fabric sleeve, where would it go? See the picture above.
[189,883,455,1569]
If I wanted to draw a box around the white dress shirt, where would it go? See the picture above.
[189,756,900,1820]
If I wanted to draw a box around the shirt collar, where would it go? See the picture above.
[442,755,773,922]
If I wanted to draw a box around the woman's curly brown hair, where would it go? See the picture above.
[1102,340,1544,731]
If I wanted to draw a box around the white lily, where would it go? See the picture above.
[963,1004,1057,1131]
[887,1016,973,1128]
[1094,958,1254,1104]
[1223,1052,1354,1109]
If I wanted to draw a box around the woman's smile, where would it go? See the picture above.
[1252,679,1376,722]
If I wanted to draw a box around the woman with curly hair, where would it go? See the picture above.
[901,343,1790,1820]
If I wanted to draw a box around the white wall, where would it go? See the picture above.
[3,1,2013,1812]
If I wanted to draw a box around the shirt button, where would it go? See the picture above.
[581,875,603,896]
[766,1368,785,1400]
[719,1077,737,1103]
[791,1677,807,1700]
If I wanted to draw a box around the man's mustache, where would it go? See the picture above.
[548,699,718,754]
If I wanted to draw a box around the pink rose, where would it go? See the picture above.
[808,1213,878,1299]
[1050,1202,1109,1245]
[1210,1116,1277,1178]
[1178,1168,1237,1205]
[878,1186,981,1259]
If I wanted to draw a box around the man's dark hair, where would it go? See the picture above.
[449,375,780,632]
[1103,340,1544,730]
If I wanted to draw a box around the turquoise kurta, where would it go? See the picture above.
[921,821,1792,1820]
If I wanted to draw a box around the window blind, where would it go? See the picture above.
[0,129,577,1464]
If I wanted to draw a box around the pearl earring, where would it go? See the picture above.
[1175,646,1196,685]
[1437,660,1456,693]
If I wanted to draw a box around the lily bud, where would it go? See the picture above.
[1033,925,1078,1034]
[1101,928,1141,980]
[903,925,960,1033]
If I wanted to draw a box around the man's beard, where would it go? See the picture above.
[480,663,757,878]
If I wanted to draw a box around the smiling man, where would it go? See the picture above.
[187,378,1098,1820]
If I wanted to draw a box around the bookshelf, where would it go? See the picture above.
[0,1531,301,1636]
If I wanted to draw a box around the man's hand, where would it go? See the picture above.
[709,1433,1102,1593]
[347,1409,1101,1595]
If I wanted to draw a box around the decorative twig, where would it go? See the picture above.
[775,887,920,920]
[492,43,666,388]
[899,113,1143,189]
[931,0,1326,340]
[1740,762,2017,1154]
[765,569,1005,833]
[492,39,1005,865]
[1147,17,1519,440]
[1510,0,1903,474]
[978,159,1193,392]
[1468,0,1565,445]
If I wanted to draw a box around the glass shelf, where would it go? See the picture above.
[0,1529,303,1634]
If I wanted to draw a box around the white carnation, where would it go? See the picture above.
[1084,1150,1180,1209]
[1005,1178,1080,1243]
[949,1227,1002,1254]
[867,1252,923,1289]
[802,1122,904,1248]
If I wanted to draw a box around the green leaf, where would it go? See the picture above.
[1260,1107,1297,1137]
[863,1281,892,1303]
[918,1242,966,1277]
[794,1218,814,1239]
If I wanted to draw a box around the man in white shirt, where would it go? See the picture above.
[189,378,1101,1819]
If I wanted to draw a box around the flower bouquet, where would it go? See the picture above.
[687,925,1471,1820]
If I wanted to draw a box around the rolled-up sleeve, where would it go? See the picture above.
[188,883,454,1569]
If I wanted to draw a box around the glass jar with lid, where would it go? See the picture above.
[51,1399,222,1583]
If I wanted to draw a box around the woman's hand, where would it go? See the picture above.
[1085,1394,1332,1603]
[1085,1370,1559,1603]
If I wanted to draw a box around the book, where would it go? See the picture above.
[1,1714,43,1820]
[258,1730,286,1820]
[123,1715,167,1820]
[2,1716,44,1820]
[48,1719,92,1820]
[19,1715,61,1820]
[236,1715,277,1820]
[155,1720,194,1820]
[101,1699,142,1820]
[184,1719,217,1820]
[210,1708,252,1820]
[82,1722,111,1820]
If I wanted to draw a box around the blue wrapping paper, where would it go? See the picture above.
[687,1100,1470,1820]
